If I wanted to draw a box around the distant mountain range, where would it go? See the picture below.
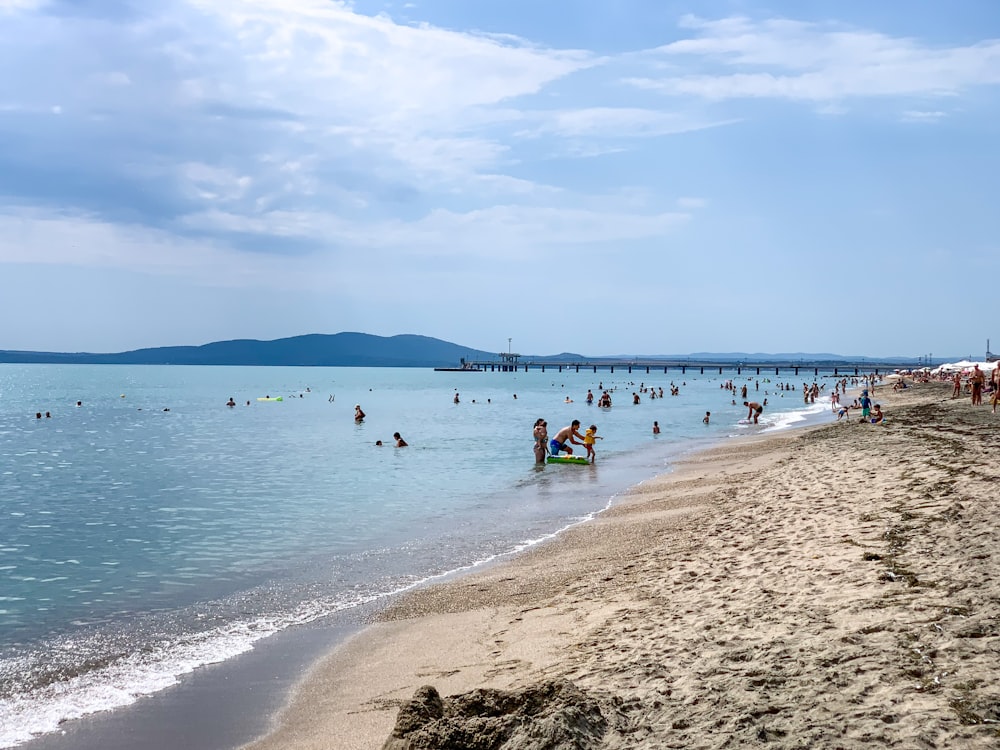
[0,333,928,367]
[0,333,493,367]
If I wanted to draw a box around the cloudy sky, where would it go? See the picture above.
[1,0,998,359]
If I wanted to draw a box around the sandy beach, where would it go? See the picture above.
[243,381,1000,749]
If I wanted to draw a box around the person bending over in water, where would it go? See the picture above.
[743,401,763,424]
[550,420,585,455]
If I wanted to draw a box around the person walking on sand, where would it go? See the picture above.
[533,419,548,464]
[550,420,586,456]
[970,364,985,406]
[744,401,763,424]
[992,367,1000,414]
[952,371,962,398]
[583,424,602,463]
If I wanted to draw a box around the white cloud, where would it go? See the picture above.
[183,0,593,124]
[95,71,132,87]
[630,15,1000,102]
[179,163,253,202]
[677,197,707,209]
[900,109,948,123]
[178,202,690,257]
[518,107,739,139]
[0,0,45,13]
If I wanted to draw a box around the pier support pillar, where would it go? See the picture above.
[775,367,779,376]
[575,365,579,373]
[593,366,597,373]
[611,366,615,373]
[628,366,632,374]
[719,367,723,374]
[795,367,799,376]
[700,367,704,374]
[757,367,761,375]
[737,367,742,375]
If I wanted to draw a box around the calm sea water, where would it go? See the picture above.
[0,363,844,747]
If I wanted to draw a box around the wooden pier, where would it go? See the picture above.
[446,352,910,378]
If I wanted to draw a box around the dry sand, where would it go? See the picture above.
[243,382,1000,749]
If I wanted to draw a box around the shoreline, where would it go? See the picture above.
[242,381,1000,749]
[8,380,836,750]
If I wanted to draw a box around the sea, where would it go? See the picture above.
[0,363,850,748]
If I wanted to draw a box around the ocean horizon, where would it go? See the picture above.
[1,363,860,748]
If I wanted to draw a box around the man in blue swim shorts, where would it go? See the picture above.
[550,420,586,455]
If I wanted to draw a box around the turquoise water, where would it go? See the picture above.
[0,364,840,746]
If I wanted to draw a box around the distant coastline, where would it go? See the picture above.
[0,331,941,369]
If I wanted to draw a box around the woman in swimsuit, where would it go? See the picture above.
[533,419,548,464]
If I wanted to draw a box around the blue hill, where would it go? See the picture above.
[0,333,496,367]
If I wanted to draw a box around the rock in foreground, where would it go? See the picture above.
[382,680,618,750]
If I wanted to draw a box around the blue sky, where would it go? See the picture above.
[1,0,998,359]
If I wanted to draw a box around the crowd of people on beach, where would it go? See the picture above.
[893,361,1000,413]
[946,363,1000,412]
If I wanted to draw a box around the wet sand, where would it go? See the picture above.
[243,382,1000,749]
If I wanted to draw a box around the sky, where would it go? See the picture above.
[1,0,998,360]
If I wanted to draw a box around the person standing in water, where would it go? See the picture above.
[354,404,366,422]
[583,424,602,463]
[533,419,548,464]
